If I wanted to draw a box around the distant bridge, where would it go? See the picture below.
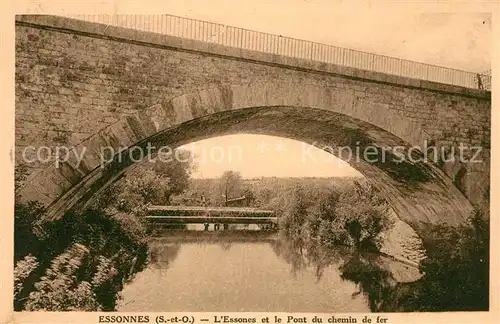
[146,206,278,227]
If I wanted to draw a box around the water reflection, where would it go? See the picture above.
[339,254,394,311]
[118,230,420,312]
[273,234,421,312]
[149,242,181,270]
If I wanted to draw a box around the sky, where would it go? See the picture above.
[18,1,494,179]
[179,134,363,179]
[156,1,492,73]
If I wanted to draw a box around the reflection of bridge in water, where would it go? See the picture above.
[146,206,278,231]
[149,229,279,244]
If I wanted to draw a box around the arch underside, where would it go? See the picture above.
[16,83,474,232]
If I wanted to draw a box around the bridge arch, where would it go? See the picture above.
[16,82,474,231]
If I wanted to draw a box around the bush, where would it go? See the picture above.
[14,255,38,300]
[279,180,393,252]
[13,148,194,311]
[14,201,45,262]
[13,206,149,311]
[23,243,100,311]
[375,210,490,312]
[416,211,489,311]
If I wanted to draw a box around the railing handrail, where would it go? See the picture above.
[158,13,485,76]
[60,14,491,90]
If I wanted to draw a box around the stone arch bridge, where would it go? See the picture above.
[14,15,491,232]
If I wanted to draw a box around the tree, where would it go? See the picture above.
[97,169,167,214]
[150,149,196,203]
[218,171,243,203]
[242,188,256,206]
[94,148,196,211]
[280,184,309,238]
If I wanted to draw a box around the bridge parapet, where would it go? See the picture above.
[55,14,490,91]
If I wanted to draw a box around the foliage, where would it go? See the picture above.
[94,149,195,211]
[14,201,46,262]
[412,211,489,311]
[14,149,194,311]
[241,188,256,205]
[22,244,123,311]
[219,170,244,202]
[23,243,100,311]
[98,169,168,214]
[375,210,490,312]
[14,255,38,300]
[279,184,309,238]
[14,164,30,190]
[13,207,149,311]
[151,149,196,201]
[278,180,393,252]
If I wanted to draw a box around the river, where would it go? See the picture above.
[117,226,421,312]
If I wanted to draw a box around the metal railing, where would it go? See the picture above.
[62,14,491,90]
